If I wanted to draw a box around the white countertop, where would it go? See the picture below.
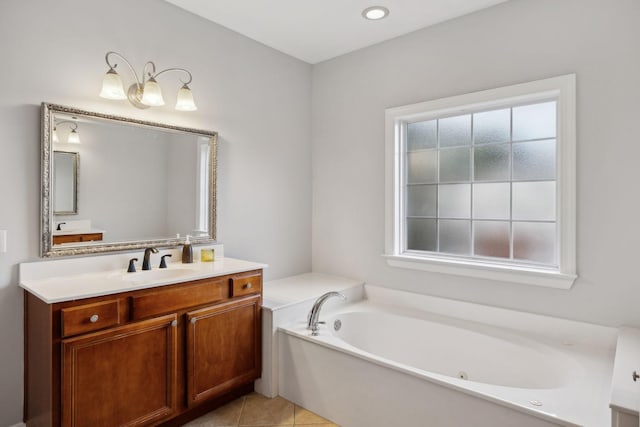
[20,256,266,304]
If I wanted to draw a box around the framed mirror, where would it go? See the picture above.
[53,151,78,215]
[41,103,217,257]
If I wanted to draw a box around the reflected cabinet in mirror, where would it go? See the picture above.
[41,103,217,257]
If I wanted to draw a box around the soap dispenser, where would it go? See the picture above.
[182,235,193,264]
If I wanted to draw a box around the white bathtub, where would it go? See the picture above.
[278,285,616,427]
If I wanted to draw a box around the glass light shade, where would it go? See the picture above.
[175,84,197,111]
[99,68,126,100]
[52,128,59,143]
[141,77,165,106]
[67,129,81,144]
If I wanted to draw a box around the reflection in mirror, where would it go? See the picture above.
[53,151,78,215]
[42,103,217,257]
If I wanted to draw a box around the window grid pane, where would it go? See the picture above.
[404,101,558,266]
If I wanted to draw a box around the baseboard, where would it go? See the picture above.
[8,422,26,427]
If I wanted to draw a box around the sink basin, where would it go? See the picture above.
[110,267,199,284]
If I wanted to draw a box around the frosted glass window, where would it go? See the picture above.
[513,139,556,181]
[439,220,471,255]
[474,144,510,181]
[439,148,470,182]
[512,181,556,221]
[513,101,556,141]
[439,115,471,147]
[438,184,471,219]
[473,183,510,219]
[473,108,510,144]
[407,120,437,151]
[397,87,569,272]
[406,185,437,217]
[474,221,510,258]
[407,150,437,184]
[513,222,556,265]
[406,219,437,252]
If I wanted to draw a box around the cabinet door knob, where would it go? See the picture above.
[171,320,177,327]
[89,314,99,323]
[191,318,197,325]
[244,283,252,289]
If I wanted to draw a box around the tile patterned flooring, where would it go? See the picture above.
[183,393,339,427]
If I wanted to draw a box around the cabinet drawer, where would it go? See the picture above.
[230,272,262,297]
[61,300,120,338]
[131,278,227,320]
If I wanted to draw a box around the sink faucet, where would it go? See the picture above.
[307,291,346,336]
[142,247,159,270]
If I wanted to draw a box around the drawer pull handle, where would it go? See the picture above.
[244,283,252,289]
[171,320,178,327]
[191,318,197,325]
[89,315,99,323]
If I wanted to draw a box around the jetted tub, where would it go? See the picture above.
[278,285,616,427]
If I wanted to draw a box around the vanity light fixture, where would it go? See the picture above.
[53,120,81,144]
[362,6,389,20]
[99,51,197,111]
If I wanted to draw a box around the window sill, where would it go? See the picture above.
[382,254,577,290]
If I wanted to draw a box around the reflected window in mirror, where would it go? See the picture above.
[53,151,78,215]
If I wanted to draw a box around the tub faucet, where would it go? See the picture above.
[142,247,158,271]
[307,291,346,336]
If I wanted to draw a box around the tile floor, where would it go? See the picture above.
[183,393,339,427]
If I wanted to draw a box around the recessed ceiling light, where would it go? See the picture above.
[362,6,389,21]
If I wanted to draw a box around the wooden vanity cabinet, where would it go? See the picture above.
[24,269,263,427]
[52,232,103,245]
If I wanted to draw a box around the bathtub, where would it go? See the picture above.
[278,285,616,427]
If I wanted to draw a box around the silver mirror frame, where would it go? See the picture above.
[41,102,218,257]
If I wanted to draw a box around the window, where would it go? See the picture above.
[384,75,576,289]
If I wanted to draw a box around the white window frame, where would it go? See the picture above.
[384,74,577,289]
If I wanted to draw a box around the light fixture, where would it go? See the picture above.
[53,120,81,144]
[99,51,197,111]
[362,6,389,20]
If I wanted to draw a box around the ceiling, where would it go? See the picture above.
[165,0,510,64]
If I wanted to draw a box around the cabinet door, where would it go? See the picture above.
[61,314,178,427]
[186,294,261,406]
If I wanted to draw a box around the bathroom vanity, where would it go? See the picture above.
[21,254,265,427]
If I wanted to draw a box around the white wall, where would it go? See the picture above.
[0,0,311,425]
[311,0,640,327]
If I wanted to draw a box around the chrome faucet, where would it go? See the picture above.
[307,291,346,336]
[142,247,159,270]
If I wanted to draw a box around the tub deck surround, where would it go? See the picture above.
[263,272,364,309]
[257,273,364,398]
[278,285,617,427]
[19,244,267,303]
[610,327,640,426]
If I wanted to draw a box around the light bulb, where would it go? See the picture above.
[141,77,165,106]
[175,84,197,111]
[362,6,389,20]
[99,68,126,100]
[67,129,81,144]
